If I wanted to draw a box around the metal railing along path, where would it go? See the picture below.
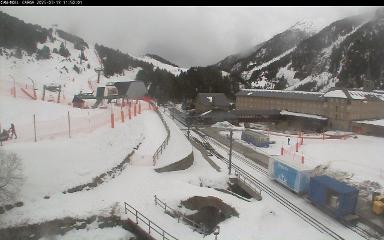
[152,105,171,165]
[154,195,209,235]
[124,202,179,240]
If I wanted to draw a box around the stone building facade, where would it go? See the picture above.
[236,89,384,130]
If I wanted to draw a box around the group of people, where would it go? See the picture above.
[0,123,17,142]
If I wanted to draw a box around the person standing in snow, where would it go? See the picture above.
[9,123,17,139]
[287,137,290,145]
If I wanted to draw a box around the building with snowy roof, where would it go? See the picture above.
[194,93,232,113]
[235,88,384,130]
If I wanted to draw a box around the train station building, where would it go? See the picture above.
[235,88,384,131]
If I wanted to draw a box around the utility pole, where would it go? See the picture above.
[187,118,191,139]
[95,67,103,84]
[228,129,233,175]
[80,48,83,64]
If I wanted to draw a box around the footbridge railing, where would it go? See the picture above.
[124,202,179,240]
[152,104,171,166]
[154,195,209,235]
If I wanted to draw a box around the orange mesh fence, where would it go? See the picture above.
[1,100,154,144]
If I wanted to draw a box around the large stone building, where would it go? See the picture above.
[236,89,384,130]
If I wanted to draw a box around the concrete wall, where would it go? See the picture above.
[155,151,194,173]
[351,122,384,137]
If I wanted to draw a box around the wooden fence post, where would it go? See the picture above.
[13,78,16,98]
[110,103,114,128]
[128,103,131,120]
[68,111,71,138]
[33,114,37,142]
[121,108,125,123]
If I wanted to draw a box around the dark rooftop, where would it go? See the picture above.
[196,93,231,107]
[236,89,323,101]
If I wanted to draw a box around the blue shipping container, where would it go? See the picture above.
[308,175,359,218]
[270,158,311,194]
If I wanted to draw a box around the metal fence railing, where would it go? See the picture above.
[152,105,171,166]
[234,169,262,198]
[154,195,209,235]
[124,202,179,240]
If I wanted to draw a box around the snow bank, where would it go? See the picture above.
[212,121,235,129]
[323,89,347,98]
[39,226,134,240]
[356,118,384,127]
[280,110,327,120]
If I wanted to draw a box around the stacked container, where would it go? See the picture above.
[268,157,313,194]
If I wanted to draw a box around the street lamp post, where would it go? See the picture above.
[228,129,233,175]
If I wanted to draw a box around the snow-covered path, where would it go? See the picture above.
[130,111,167,166]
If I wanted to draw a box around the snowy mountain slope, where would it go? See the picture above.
[0,28,105,100]
[214,9,384,92]
[241,47,296,80]
[214,20,316,77]
[230,9,384,92]
[136,55,187,76]
[215,41,266,72]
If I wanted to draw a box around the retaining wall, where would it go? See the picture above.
[155,151,194,173]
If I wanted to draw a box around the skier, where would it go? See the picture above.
[287,137,290,145]
[9,123,17,139]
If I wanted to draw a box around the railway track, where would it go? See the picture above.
[166,108,375,240]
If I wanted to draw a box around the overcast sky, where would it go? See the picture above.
[0,6,378,67]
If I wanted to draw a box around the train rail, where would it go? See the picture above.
[165,107,377,240]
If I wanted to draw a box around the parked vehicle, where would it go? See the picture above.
[241,129,270,147]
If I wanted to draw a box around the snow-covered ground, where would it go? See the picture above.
[356,118,384,127]
[2,108,150,201]
[0,29,376,239]
[39,226,135,240]
[219,127,384,188]
[0,124,347,240]
[0,99,372,240]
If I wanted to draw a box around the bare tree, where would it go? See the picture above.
[0,150,23,204]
